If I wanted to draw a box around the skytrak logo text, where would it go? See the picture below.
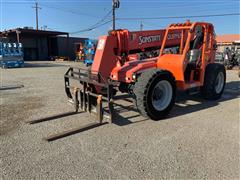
[139,35,161,45]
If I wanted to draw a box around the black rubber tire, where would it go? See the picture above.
[201,63,226,100]
[133,69,176,120]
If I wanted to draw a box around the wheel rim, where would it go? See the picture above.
[215,72,224,94]
[151,80,173,111]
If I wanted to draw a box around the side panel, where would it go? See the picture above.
[128,30,165,52]
[157,54,185,88]
[91,36,118,82]
[128,29,184,53]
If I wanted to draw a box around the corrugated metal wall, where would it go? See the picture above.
[3,33,88,60]
[54,36,88,60]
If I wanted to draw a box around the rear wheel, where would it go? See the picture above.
[201,63,226,100]
[133,69,176,120]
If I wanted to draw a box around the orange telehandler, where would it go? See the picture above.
[65,21,225,122]
[29,21,225,141]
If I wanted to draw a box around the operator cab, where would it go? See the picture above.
[184,25,205,82]
[158,22,216,89]
[189,25,204,63]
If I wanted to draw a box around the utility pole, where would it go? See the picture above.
[32,2,41,30]
[112,5,115,30]
[112,0,120,30]
[140,21,143,31]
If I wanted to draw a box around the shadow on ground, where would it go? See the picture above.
[112,80,239,125]
[26,81,239,141]
[23,62,70,68]
[169,80,239,118]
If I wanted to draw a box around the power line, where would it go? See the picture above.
[40,3,99,18]
[106,0,237,1]
[117,13,240,20]
[143,21,165,28]
[129,0,239,10]
[136,3,237,11]
[39,3,114,34]
[78,10,112,32]
[38,4,113,34]
[70,12,240,34]
[96,9,113,26]
[71,2,118,34]
[70,20,112,34]
[70,10,113,34]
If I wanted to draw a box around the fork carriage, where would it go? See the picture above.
[65,67,115,124]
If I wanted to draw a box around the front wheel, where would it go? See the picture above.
[201,63,226,100]
[133,69,176,120]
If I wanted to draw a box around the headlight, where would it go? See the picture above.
[132,74,136,80]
